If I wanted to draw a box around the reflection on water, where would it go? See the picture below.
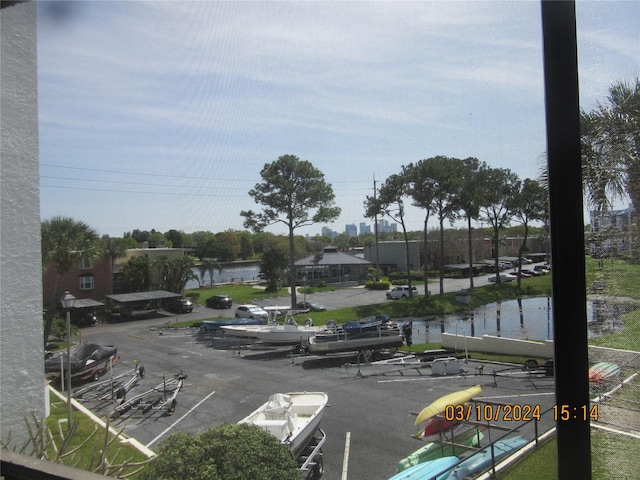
[405,297,628,344]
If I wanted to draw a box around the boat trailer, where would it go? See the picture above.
[110,371,188,419]
[72,361,145,404]
[298,428,326,480]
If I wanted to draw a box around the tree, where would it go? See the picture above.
[41,216,101,347]
[152,256,198,293]
[198,258,222,286]
[480,168,521,282]
[581,78,639,256]
[456,158,489,289]
[140,424,299,480]
[512,179,548,287]
[101,235,128,295]
[118,256,150,292]
[258,237,289,292]
[404,161,436,295]
[242,155,340,305]
[365,173,414,295]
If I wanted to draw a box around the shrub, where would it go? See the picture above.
[140,424,299,480]
[365,280,390,290]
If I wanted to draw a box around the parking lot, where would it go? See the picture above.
[73,298,558,480]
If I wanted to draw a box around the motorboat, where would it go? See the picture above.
[238,391,328,458]
[222,313,324,345]
[307,316,404,355]
[45,343,118,381]
[199,317,265,333]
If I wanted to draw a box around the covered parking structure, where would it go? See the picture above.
[443,263,489,278]
[105,291,181,322]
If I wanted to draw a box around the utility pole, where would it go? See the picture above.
[374,175,381,281]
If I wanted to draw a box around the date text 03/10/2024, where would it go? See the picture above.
[444,404,599,422]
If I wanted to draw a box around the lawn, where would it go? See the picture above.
[42,389,151,478]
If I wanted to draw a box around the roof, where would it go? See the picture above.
[73,298,104,308]
[105,290,181,304]
[295,250,372,267]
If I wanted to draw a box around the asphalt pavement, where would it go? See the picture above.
[71,272,558,480]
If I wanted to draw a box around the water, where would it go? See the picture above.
[185,264,260,290]
[403,297,628,344]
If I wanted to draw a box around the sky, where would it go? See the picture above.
[37,1,639,238]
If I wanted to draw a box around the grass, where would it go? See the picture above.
[44,390,151,478]
[498,431,640,480]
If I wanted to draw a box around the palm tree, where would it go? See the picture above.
[198,258,222,286]
[101,235,128,294]
[41,216,101,347]
[365,173,414,296]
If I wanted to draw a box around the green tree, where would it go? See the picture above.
[140,424,299,480]
[239,230,254,259]
[101,235,128,295]
[198,258,222,287]
[258,238,289,292]
[512,179,548,287]
[480,167,521,282]
[365,173,414,296]
[152,256,198,293]
[241,155,341,305]
[41,216,101,347]
[456,158,489,289]
[118,256,150,292]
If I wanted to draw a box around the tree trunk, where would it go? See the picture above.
[467,216,475,289]
[288,225,297,306]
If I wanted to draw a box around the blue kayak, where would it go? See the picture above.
[388,456,459,480]
[442,436,528,479]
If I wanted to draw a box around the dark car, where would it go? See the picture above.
[71,309,97,327]
[295,301,327,312]
[165,298,194,314]
[206,294,233,309]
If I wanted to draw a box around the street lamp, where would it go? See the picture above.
[61,291,76,429]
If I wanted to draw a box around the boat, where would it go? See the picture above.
[221,312,322,345]
[414,385,483,426]
[441,435,528,479]
[397,429,484,473]
[45,343,118,381]
[307,317,404,355]
[238,391,328,458]
[199,317,265,333]
[388,456,459,480]
[589,361,619,383]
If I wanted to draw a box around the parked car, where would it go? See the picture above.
[386,286,419,299]
[520,269,540,277]
[234,304,269,320]
[71,310,97,327]
[488,273,517,283]
[295,301,327,312]
[206,294,233,309]
[165,297,194,314]
[510,270,532,278]
[533,265,551,274]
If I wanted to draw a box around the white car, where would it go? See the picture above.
[234,304,269,320]
[386,285,419,299]
[488,273,517,283]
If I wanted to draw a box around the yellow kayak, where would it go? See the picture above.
[414,385,482,426]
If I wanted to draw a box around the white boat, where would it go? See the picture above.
[221,311,322,345]
[307,318,404,354]
[238,391,328,458]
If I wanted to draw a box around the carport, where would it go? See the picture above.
[105,290,181,321]
[443,263,488,278]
